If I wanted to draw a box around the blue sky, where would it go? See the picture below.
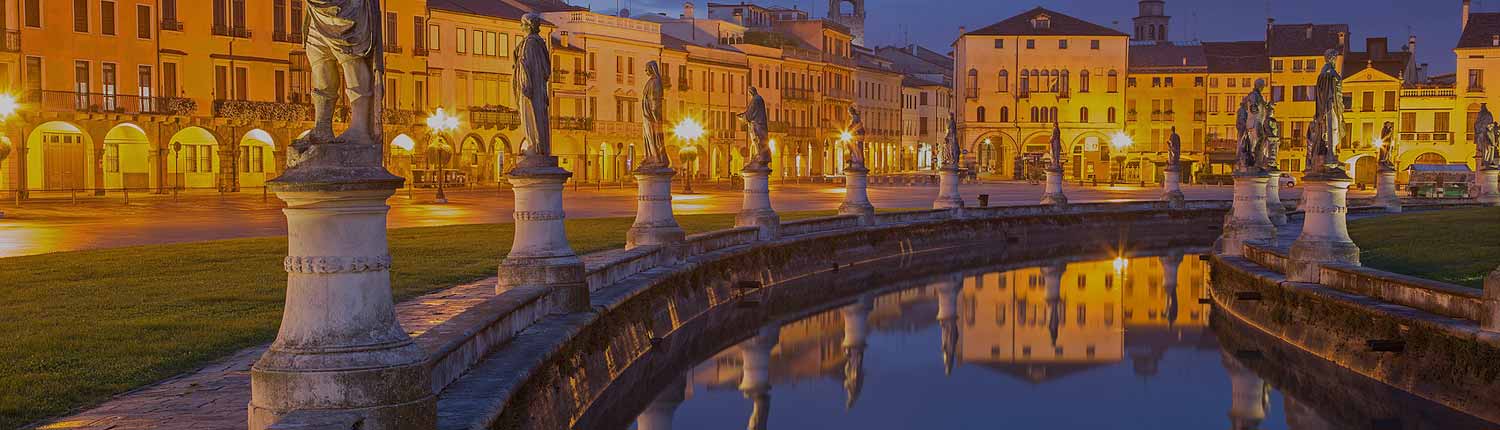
[600,0,1489,75]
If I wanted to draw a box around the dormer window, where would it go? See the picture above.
[1492,35,1498,46]
[1031,14,1051,30]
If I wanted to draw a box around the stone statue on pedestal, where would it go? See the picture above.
[1378,121,1397,171]
[304,0,381,147]
[941,116,960,169]
[1263,104,1281,171]
[1048,122,1063,172]
[1476,104,1495,169]
[737,87,771,171]
[1166,126,1182,172]
[514,13,552,158]
[1306,49,1346,177]
[1235,79,1269,174]
[845,106,866,170]
[639,61,669,171]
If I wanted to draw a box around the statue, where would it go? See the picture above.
[1263,104,1281,171]
[844,106,866,170]
[1307,49,1345,175]
[1166,126,1182,172]
[737,86,771,171]
[1235,79,1269,174]
[514,13,551,157]
[941,116,961,169]
[1479,104,1499,170]
[639,61,669,171]
[1048,122,1063,172]
[1378,121,1397,170]
[304,0,382,146]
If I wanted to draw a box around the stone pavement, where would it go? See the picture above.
[34,278,499,430]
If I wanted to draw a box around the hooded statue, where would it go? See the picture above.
[738,87,771,171]
[845,106,867,170]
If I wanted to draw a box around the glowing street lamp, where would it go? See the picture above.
[427,108,460,203]
[0,94,14,214]
[675,117,705,193]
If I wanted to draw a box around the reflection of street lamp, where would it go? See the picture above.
[675,117,705,194]
[427,108,460,203]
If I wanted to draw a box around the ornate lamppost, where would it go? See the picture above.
[675,117,704,194]
[427,107,459,204]
[0,94,14,217]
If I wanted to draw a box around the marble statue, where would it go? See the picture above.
[305,0,381,145]
[737,87,771,171]
[1378,121,1397,170]
[1307,49,1345,175]
[940,116,960,169]
[514,13,552,156]
[1480,104,1500,170]
[1263,103,1281,171]
[1048,122,1063,172]
[845,106,867,170]
[1166,126,1182,172]
[1235,79,1269,173]
[639,61,669,170]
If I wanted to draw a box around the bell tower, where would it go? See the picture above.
[827,0,866,46]
[1132,0,1170,42]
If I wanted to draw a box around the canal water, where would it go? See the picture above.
[595,253,1497,430]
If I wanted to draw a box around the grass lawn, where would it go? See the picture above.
[0,210,845,429]
[1347,206,1500,289]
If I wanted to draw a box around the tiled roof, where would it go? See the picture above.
[874,45,950,77]
[966,7,1127,37]
[1128,41,1206,71]
[660,33,691,52]
[502,0,588,13]
[430,0,533,20]
[1202,41,1269,74]
[1458,13,1500,49]
[1266,23,1348,57]
[902,75,945,88]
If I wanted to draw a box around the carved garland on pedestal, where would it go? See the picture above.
[283,255,394,273]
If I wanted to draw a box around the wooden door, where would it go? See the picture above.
[43,133,85,190]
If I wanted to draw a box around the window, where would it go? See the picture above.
[1151,77,1160,88]
[965,68,978,97]
[232,0,245,30]
[101,63,116,110]
[1209,96,1219,113]
[1227,78,1236,88]
[1107,70,1118,93]
[1383,91,1396,112]
[1026,39,1035,49]
[73,61,89,109]
[998,70,1008,93]
[1080,107,1089,122]
[136,4,151,38]
[24,57,41,96]
[385,12,398,49]
[976,106,986,122]
[472,30,483,56]
[163,62,177,98]
[1471,69,1485,91]
[1079,70,1090,93]
[993,39,1004,49]
[1271,86,1285,103]
[213,0,227,31]
[456,28,466,53]
[1107,107,1116,123]
[486,32,498,56]
[1194,77,1203,87]
[428,24,440,51]
[274,70,285,102]
[1128,77,1137,88]
[101,1,116,35]
[24,0,40,28]
[215,65,228,100]
[274,0,286,37]
[413,17,425,52]
[1090,40,1100,50]
[1058,39,1068,49]
[1164,77,1173,87]
[1273,60,1283,72]
[1435,112,1450,132]
[1000,107,1009,122]
[1292,85,1315,102]
[74,0,88,32]
[137,65,152,110]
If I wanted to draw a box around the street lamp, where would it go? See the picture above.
[426,108,460,204]
[1110,131,1133,183]
[172,141,182,200]
[674,117,705,194]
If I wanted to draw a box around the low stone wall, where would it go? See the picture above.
[437,203,1231,430]
[779,214,862,237]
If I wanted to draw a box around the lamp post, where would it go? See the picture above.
[172,141,182,201]
[427,108,459,204]
[1110,131,1133,184]
[675,117,704,194]
[0,94,14,217]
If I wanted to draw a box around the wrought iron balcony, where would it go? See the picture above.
[1399,131,1453,144]
[160,20,184,32]
[768,121,790,133]
[553,116,594,130]
[471,106,520,130]
[413,46,428,57]
[273,32,303,43]
[212,99,310,121]
[30,90,195,116]
[384,43,403,54]
[782,87,814,102]
[2,30,19,52]
[211,25,252,38]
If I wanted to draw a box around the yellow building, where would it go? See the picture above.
[1339,38,1414,185]
[955,7,1130,182]
[1455,2,1498,171]
[1264,22,1348,180]
[1126,41,1207,184]
[1202,41,1271,183]
[1397,81,1468,182]
[878,45,952,172]
[853,49,902,173]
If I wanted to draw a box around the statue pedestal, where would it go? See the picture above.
[1265,171,1288,226]
[1483,268,1500,333]
[1041,168,1068,207]
[250,142,433,430]
[1373,168,1402,213]
[1162,169,1186,209]
[735,167,780,241]
[838,167,875,226]
[636,377,687,430]
[499,156,587,312]
[1288,174,1360,283]
[627,167,685,252]
[933,166,964,210]
[738,325,780,394]
[1478,169,1500,206]
[1215,174,1276,257]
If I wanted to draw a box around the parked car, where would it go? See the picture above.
[1279,175,1297,188]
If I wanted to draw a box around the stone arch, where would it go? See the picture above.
[1346,153,1378,186]
[970,130,1018,179]
[1072,131,1112,181]
[389,134,417,182]
[237,129,277,188]
[491,134,513,178]
[165,126,222,190]
[26,121,94,191]
[102,123,151,191]
[457,134,486,185]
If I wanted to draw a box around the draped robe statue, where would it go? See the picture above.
[1308,49,1345,175]
[514,13,552,157]
[941,116,960,169]
[1479,104,1499,170]
[1378,121,1397,170]
[737,87,771,171]
[1047,122,1063,172]
[305,0,381,146]
[1263,104,1281,170]
[845,106,866,170]
[1166,127,1182,172]
[639,61,669,171]
[1236,79,1269,173]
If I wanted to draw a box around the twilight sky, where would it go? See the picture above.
[602,0,1490,75]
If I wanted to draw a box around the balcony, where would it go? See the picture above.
[1400,131,1453,144]
[1401,88,1455,98]
[2,30,18,52]
[384,43,403,54]
[1193,111,1206,121]
[787,126,815,137]
[711,127,738,140]
[768,121,790,133]
[212,99,310,121]
[782,87,814,102]
[824,87,854,102]
[471,106,520,130]
[30,90,196,116]
[677,78,690,91]
[553,116,594,131]
[273,32,302,44]
[413,46,428,57]
[212,25,252,38]
[160,20,184,32]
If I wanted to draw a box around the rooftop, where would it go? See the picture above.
[1202,41,1269,74]
[1266,23,1349,57]
[965,7,1128,37]
[1457,12,1500,49]
[1128,41,1207,71]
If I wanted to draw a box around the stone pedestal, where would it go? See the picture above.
[1223,350,1268,430]
[1373,168,1402,213]
[1162,169,1186,209]
[1478,169,1500,206]
[1265,171,1288,226]
[1214,174,1276,257]
[1483,267,1500,333]
[735,167,780,241]
[627,167,686,251]
[738,324,779,400]
[499,156,587,312]
[838,167,875,225]
[1288,175,1360,283]
[635,375,687,430]
[250,142,433,430]
[933,167,964,210]
[841,295,874,349]
[1041,168,1069,207]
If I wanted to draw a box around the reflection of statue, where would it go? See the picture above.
[1235,79,1269,173]
[1480,104,1500,170]
[1263,104,1281,171]
[1166,126,1182,172]
[305,0,381,145]
[941,116,960,169]
[843,346,864,409]
[1308,49,1345,175]
[1048,122,1063,172]
[845,106,866,170]
[745,390,770,430]
[1378,121,1397,170]
[514,13,551,156]
[737,87,771,171]
[939,318,958,375]
[639,61,668,170]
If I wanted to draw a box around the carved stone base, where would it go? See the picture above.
[1483,268,1500,333]
[1477,169,1500,207]
[627,168,686,251]
[933,167,964,210]
[1215,174,1276,257]
[500,157,586,312]
[736,168,780,241]
[838,167,875,226]
[1162,170,1186,209]
[1287,177,1360,283]
[1373,169,1402,213]
[1265,171,1288,226]
[1040,169,1069,208]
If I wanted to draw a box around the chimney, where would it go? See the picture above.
[1337,31,1347,51]
[1464,0,1472,30]
[682,1,694,18]
[1407,35,1417,53]
[1368,37,1388,60]
[559,31,570,48]
[733,10,743,25]
[958,25,966,36]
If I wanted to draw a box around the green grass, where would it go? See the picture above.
[0,211,842,429]
[1347,207,1500,289]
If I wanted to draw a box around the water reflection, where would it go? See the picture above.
[614,253,1494,430]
